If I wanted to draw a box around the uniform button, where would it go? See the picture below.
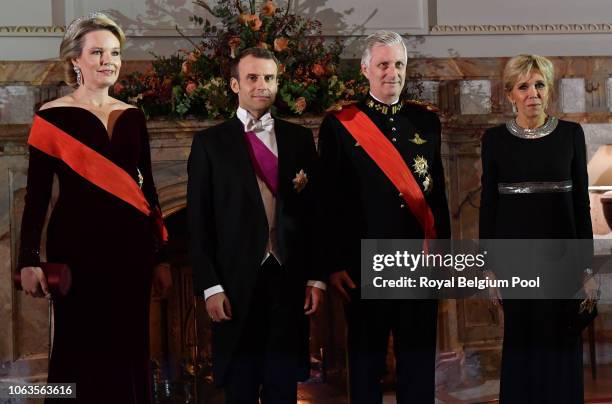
[400,204,405,208]
[390,117,394,122]
[392,137,397,142]
[398,192,403,197]
[391,127,397,131]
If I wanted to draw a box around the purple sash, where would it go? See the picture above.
[244,131,278,196]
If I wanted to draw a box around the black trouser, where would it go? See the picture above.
[345,293,438,404]
[224,257,301,404]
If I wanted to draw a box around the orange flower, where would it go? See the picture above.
[237,13,249,24]
[186,81,197,95]
[261,0,277,16]
[187,51,199,62]
[181,61,191,75]
[278,63,286,74]
[294,97,307,114]
[228,36,241,58]
[311,63,325,77]
[274,37,289,52]
[113,83,125,93]
[246,14,262,31]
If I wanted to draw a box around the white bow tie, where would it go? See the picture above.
[245,114,274,133]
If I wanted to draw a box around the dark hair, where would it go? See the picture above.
[230,47,280,80]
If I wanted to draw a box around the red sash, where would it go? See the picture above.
[334,105,437,240]
[28,115,168,242]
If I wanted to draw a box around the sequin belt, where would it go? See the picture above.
[497,180,573,194]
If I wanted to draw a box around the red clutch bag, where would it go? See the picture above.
[13,263,72,297]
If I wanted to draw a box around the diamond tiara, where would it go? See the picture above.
[64,11,110,39]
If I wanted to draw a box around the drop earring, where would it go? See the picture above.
[73,66,82,86]
[511,102,517,114]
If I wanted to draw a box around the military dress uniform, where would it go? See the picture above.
[318,94,451,404]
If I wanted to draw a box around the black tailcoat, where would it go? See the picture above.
[187,116,321,385]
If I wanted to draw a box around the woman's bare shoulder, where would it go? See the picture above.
[38,96,77,111]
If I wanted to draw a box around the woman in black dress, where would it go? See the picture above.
[18,13,170,403]
[479,54,597,403]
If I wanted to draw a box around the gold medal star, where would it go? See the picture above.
[412,156,429,177]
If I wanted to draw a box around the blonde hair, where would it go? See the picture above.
[503,54,554,95]
[60,13,126,88]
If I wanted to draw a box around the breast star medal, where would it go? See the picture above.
[412,156,432,193]
[412,156,429,177]
[292,169,308,193]
[409,133,427,145]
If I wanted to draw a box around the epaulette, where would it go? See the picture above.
[326,100,359,113]
[404,99,439,113]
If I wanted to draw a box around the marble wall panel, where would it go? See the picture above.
[411,80,440,106]
[606,78,612,113]
[585,77,607,113]
[0,86,37,125]
[561,78,586,113]
[459,80,491,115]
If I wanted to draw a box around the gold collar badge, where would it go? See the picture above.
[365,98,403,116]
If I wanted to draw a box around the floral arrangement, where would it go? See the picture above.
[112,0,369,118]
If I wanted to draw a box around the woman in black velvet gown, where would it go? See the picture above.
[18,13,170,404]
[479,54,597,404]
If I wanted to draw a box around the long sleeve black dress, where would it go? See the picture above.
[18,107,162,404]
[479,118,592,404]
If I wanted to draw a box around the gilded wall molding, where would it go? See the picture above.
[9,23,610,37]
[431,23,612,35]
[0,26,204,37]
[0,26,65,36]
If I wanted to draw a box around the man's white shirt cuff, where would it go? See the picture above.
[205,281,325,299]
[203,285,225,300]
[307,280,327,290]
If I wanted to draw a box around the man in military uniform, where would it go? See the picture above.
[317,30,450,403]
